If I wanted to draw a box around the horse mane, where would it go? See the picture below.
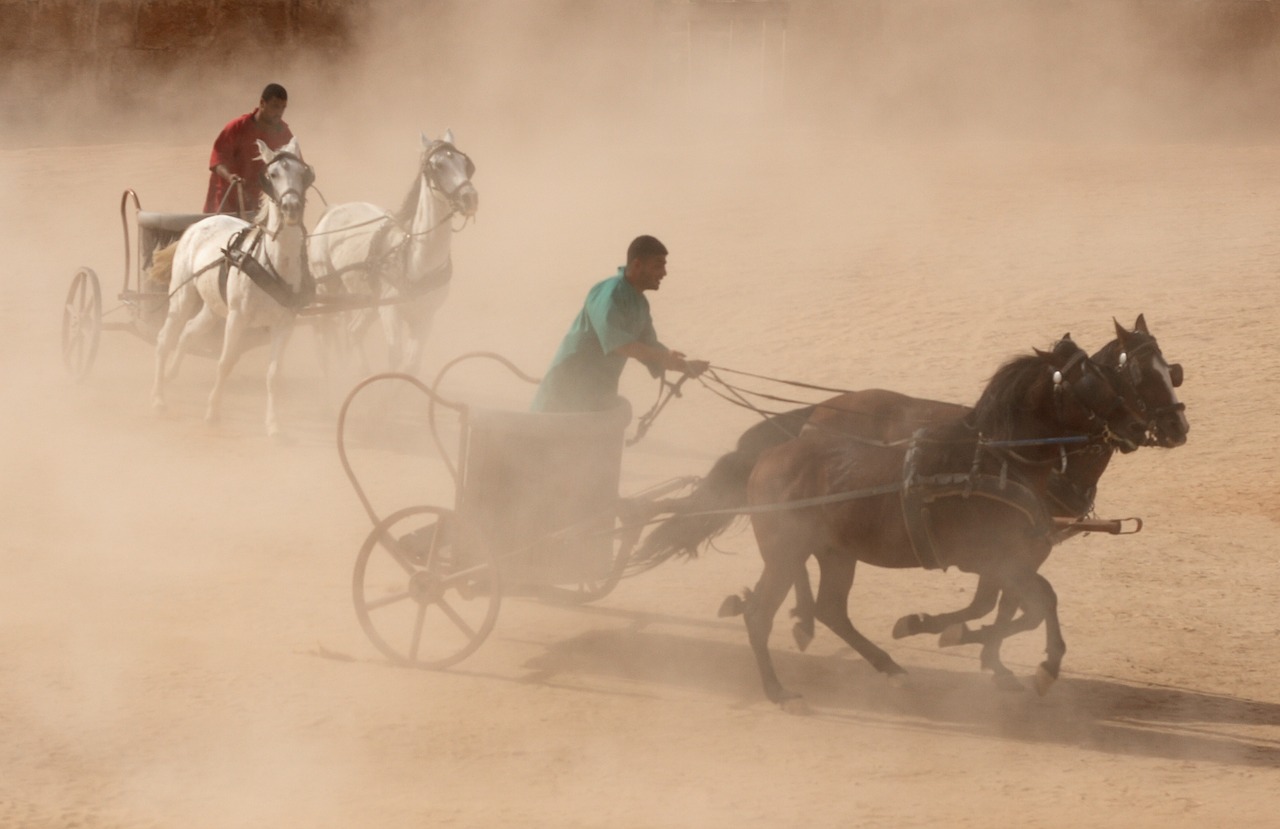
[967,340,1075,439]
[255,193,272,224]
[394,170,424,225]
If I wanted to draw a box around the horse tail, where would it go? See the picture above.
[628,405,815,574]
[148,241,178,285]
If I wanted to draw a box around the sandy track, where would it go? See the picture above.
[2,128,1278,828]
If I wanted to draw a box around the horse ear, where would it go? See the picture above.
[256,138,274,163]
[1134,313,1149,334]
[1113,317,1130,341]
[421,132,431,149]
[1060,332,1072,342]
[443,127,455,145]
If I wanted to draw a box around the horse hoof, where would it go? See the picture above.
[779,696,811,716]
[892,613,923,639]
[718,594,745,618]
[792,623,814,652]
[1033,665,1057,696]
[992,672,1025,692]
[886,671,909,690]
[938,622,968,648]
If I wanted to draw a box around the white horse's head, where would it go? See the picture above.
[256,137,313,226]
[419,129,478,218]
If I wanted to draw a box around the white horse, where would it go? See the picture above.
[151,138,314,439]
[308,130,478,376]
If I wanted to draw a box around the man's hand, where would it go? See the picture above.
[665,350,708,377]
[682,359,710,378]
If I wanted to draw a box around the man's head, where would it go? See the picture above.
[625,235,668,292]
[257,83,288,127]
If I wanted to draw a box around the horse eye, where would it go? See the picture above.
[1169,363,1184,387]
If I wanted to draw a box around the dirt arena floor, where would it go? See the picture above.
[4,8,1280,829]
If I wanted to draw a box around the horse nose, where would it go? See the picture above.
[459,186,479,217]
[1161,414,1190,446]
[281,194,304,224]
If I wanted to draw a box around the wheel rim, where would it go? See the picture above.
[353,505,501,669]
[61,268,101,379]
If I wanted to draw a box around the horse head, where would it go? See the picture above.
[972,336,1147,453]
[255,137,312,227]
[420,129,479,218]
[1039,335,1149,453]
[1099,314,1189,448]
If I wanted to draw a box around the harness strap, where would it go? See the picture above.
[900,431,1055,571]
[220,226,315,311]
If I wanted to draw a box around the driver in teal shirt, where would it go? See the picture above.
[532,235,709,412]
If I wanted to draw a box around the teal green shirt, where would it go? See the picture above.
[532,269,664,412]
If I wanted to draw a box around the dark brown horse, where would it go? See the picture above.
[640,336,1150,708]
[633,317,1187,687]
[875,317,1187,684]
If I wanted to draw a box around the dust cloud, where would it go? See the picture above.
[3,2,1280,828]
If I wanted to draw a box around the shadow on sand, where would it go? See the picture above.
[515,604,1280,769]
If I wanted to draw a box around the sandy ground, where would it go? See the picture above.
[3,43,1280,829]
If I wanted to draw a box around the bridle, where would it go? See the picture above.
[1109,337,1186,439]
[258,151,314,210]
[1049,346,1135,448]
[421,141,476,209]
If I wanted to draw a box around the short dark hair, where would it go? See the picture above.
[261,83,288,103]
[627,235,667,263]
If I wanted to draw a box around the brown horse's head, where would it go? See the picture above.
[1096,314,1189,448]
[974,335,1148,452]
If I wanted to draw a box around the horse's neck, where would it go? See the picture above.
[258,205,307,287]
[405,173,452,275]
[1063,445,1113,490]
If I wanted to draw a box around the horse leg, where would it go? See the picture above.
[170,304,220,381]
[382,306,404,373]
[976,591,1026,690]
[812,551,906,679]
[1003,569,1063,695]
[313,312,338,379]
[740,559,808,711]
[264,323,296,439]
[403,327,426,377]
[893,575,1002,640]
[791,565,816,651]
[152,284,200,410]
[967,564,1064,695]
[348,306,377,374]
[206,309,248,425]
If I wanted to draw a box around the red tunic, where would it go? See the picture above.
[203,110,294,214]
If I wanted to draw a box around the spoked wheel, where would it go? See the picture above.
[535,511,642,605]
[353,505,501,669]
[62,267,102,379]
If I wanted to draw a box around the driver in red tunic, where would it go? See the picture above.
[203,83,295,215]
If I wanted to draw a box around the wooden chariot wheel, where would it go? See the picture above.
[61,267,102,379]
[352,505,501,669]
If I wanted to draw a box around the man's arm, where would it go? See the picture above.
[212,163,241,184]
[615,341,707,376]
